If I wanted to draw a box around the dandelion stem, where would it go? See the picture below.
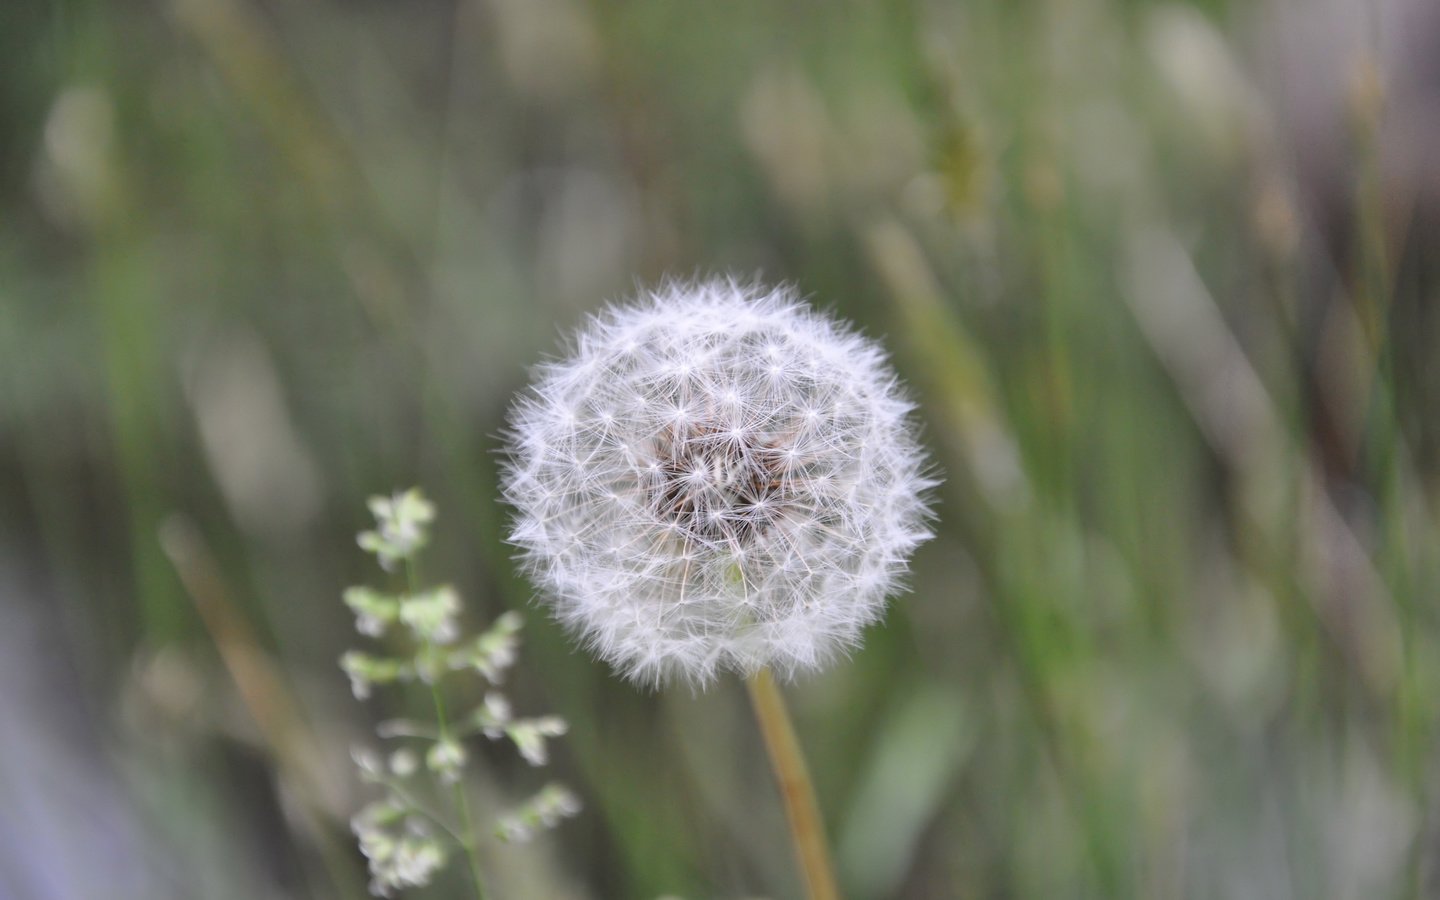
[746,668,840,900]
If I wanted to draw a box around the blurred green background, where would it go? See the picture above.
[4,0,1440,897]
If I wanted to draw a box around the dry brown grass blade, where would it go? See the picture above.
[159,514,363,898]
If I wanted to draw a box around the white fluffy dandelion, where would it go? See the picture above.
[501,280,934,686]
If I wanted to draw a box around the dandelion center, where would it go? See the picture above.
[648,420,789,545]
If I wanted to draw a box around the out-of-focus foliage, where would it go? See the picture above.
[3,0,1439,897]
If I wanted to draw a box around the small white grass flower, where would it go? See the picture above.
[502,280,935,686]
[496,784,583,843]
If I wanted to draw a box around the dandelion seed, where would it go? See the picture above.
[501,279,935,686]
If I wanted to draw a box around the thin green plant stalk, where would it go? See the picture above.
[428,679,489,900]
[745,668,840,900]
[408,560,488,900]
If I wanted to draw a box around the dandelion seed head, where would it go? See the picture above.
[501,279,935,686]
